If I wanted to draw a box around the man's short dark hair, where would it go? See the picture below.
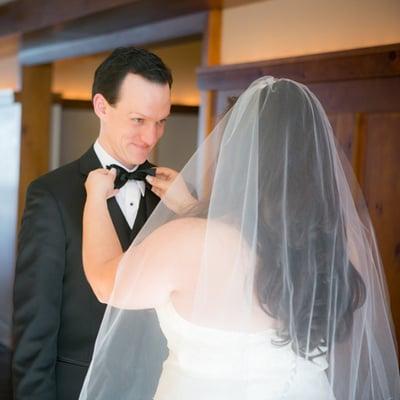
[92,47,173,105]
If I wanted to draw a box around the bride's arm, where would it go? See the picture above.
[82,168,123,302]
[107,218,206,309]
[82,167,205,308]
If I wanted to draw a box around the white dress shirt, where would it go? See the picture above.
[93,140,145,229]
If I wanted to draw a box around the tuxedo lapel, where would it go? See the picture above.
[130,196,147,240]
[130,187,160,243]
[129,160,160,242]
[79,146,102,176]
[141,160,160,219]
[107,198,132,251]
[144,187,160,218]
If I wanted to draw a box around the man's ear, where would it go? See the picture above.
[93,93,109,121]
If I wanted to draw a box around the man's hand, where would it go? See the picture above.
[145,167,197,214]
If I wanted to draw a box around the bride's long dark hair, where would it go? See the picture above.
[255,80,366,358]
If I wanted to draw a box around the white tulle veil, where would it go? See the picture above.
[80,77,399,399]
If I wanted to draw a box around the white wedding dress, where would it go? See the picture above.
[154,300,335,400]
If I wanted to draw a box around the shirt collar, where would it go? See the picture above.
[93,139,145,196]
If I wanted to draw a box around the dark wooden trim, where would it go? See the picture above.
[0,0,135,36]
[0,0,263,38]
[60,99,92,109]
[307,77,400,113]
[197,44,400,91]
[171,104,199,114]
[21,2,208,48]
[213,77,400,115]
[60,98,198,114]
[14,91,62,104]
[20,13,207,65]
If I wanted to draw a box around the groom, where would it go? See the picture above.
[13,47,173,400]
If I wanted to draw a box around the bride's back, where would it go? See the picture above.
[168,217,278,333]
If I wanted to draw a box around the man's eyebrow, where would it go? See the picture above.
[128,112,148,118]
[128,111,170,120]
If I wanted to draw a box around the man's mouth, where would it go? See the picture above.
[130,143,149,150]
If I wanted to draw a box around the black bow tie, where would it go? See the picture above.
[106,163,156,189]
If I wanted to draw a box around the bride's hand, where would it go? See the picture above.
[85,168,119,201]
[145,167,197,215]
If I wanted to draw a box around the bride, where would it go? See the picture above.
[79,77,400,399]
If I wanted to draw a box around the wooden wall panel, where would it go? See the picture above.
[327,113,358,165]
[198,45,400,353]
[361,113,400,348]
[197,44,400,91]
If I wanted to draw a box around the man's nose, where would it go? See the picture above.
[141,124,159,146]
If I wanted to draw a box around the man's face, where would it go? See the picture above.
[98,73,171,168]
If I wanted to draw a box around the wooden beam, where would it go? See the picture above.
[198,9,222,141]
[18,64,53,222]
[197,9,222,196]
[0,0,263,38]
[201,9,221,67]
[197,43,400,91]
[20,13,207,65]
[0,0,137,36]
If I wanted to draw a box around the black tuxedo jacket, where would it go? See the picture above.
[12,147,167,400]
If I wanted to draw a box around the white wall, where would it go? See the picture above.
[0,35,19,348]
[58,108,99,165]
[221,0,400,64]
[0,92,21,347]
[156,112,199,171]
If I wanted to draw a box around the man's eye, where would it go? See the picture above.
[131,118,143,124]
[157,119,167,126]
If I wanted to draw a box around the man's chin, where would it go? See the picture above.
[125,146,151,165]
[127,153,149,166]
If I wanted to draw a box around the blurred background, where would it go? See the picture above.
[0,0,399,398]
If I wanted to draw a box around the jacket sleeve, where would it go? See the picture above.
[12,179,66,400]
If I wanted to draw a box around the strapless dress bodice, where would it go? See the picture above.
[154,300,335,400]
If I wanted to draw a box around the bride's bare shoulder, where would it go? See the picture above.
[146,218,247,271]
[153,217,208,240]
[155,217,242,249]
[160,217,237,234]
[148,217,238,243]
